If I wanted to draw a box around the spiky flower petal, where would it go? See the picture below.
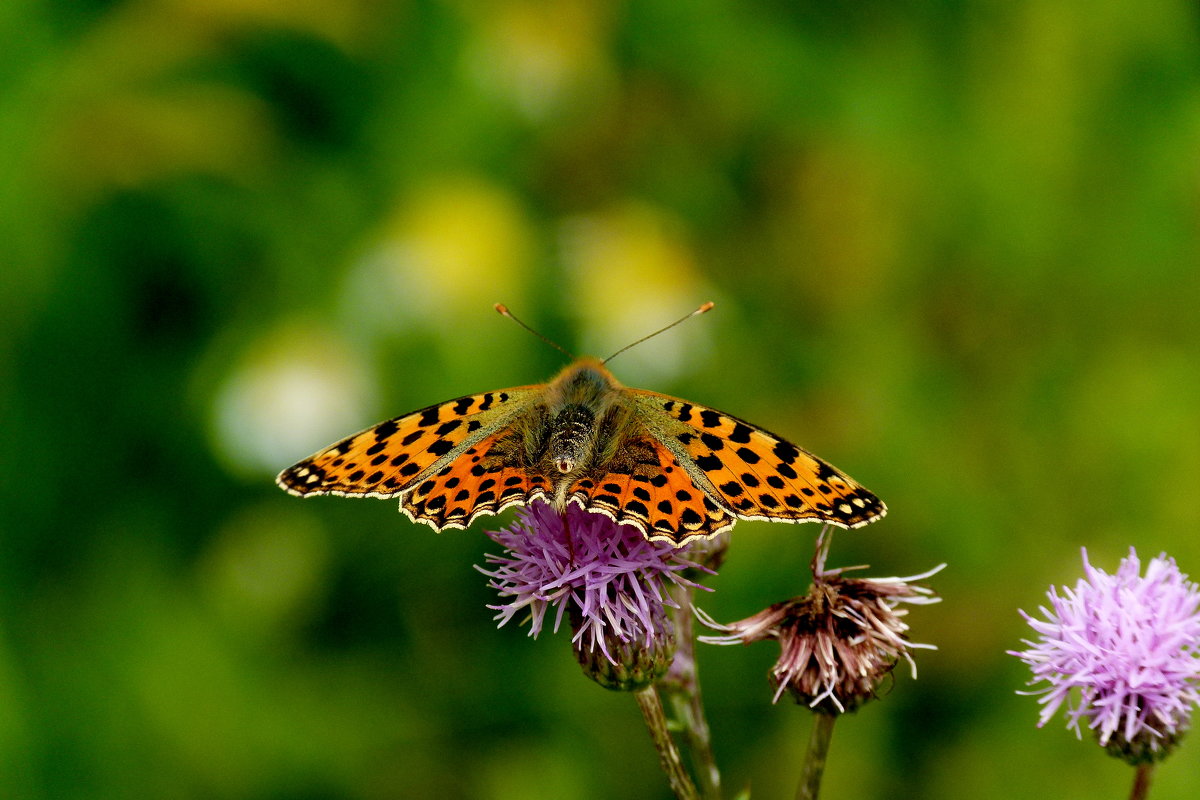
[1011,548,1200,763]
[478,501,710,690]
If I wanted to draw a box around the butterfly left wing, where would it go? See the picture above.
[632,390,886,529]
[277,386,540,507]
[399,425,554,530]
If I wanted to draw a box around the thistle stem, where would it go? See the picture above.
[796,710,837,800]
[663,588,722,799]
[635,686,700,800]
[1129,763,1154,800]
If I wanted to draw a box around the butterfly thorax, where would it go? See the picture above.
[541,358,624,471]
[523,358,639,506]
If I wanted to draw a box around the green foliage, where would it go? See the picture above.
[2,1,1198,797]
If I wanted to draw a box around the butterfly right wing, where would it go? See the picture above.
[563,434,736,546]
[276,386,541,508]
[632,390,886,529]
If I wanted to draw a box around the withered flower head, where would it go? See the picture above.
[700,529,942,713]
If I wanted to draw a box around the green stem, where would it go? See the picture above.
[1129,763,1154,800]
[663,588,722,799]
[796,711,837,800]
[635,686,701,800]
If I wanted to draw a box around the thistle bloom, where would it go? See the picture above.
[478,501,710,690]
[699,536,942,713]
[1010,548,1200,763]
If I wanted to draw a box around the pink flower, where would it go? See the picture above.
[1011,548,1200,762]
[477,501,710,690]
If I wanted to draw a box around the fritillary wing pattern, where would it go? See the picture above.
[633,391,886,529]
[400,427,553,530]
[276,386,539,508]
[565,436,735,545]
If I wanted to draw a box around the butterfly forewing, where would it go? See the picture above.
[566,436,734,545]
[633,390,886,529]
[277,386,539,502]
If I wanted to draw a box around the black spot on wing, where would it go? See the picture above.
[729,423,753,444]
[773,440,800,464]
[719,481,743,497]
[435,419,462,437]
[735,447,760,464]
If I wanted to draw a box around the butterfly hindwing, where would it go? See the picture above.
[566,436,735,545]
[276,386,539,502]
[401,428,552,530]
[632,390,886,529]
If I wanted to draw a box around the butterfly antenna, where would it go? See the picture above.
[494,304,575,359]
[602,301,715,364]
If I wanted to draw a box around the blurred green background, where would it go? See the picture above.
[3,1,1199,798]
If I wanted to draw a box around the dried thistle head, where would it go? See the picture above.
[700,527,942,713]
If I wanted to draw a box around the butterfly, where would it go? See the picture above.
[277,308,886,546]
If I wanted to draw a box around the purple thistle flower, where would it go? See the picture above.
[477,501,710,690]
[1011,548,1200,763]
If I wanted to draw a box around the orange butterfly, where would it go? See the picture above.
[277,305,886,545]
